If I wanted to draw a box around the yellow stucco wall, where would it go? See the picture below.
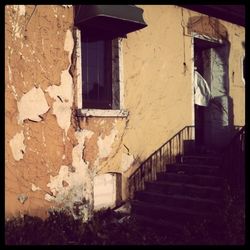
[5,5,245,220]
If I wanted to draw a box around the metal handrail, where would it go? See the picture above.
[128,126,195,199]
[221,126,245,198]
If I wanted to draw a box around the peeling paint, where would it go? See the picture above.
[5,4,245,221]
[45,30,74,134]
[45,70,73,134]
[9,131,26,161]
[64,29,74,62]
[97,127,118,159]
[45,130,94,220]
[121,153,135,172]
[17,87,50,124]
[31,183,41,192]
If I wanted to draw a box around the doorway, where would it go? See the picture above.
[193,36,230,153]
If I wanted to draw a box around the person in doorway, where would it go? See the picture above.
[194,64,212,154]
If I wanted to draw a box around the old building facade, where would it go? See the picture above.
[5,5,245,220]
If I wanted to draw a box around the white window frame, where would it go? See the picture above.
[75,28,128,117]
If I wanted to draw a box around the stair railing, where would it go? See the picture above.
[128,126,195,199]
[220,126,245,199]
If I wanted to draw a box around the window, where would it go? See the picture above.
[81,31,120,110]
[74,5,147,116]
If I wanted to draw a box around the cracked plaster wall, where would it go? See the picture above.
[5,5,80,219]
[5,5,245,220]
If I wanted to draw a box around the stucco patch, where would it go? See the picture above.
[97,127,118,159]
[45,130,94,220]
[17,87,50,124]
[45,29,74,134]
[46,70,73,134]
[9,131,26,161]
[31,183,41,192]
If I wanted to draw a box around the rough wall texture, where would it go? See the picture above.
[5,5,82,219]
[5,5,245,220]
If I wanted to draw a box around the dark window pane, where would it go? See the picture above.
[81,32,112,109]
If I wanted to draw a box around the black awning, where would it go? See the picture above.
[74,5,147,38]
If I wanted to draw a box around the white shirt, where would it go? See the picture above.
[194,71,212,106]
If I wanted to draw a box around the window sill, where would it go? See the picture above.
[76,109,129,118]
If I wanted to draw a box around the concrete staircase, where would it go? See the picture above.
[131,154,226,235]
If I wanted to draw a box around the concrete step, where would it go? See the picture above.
[145,180,222,199]
[131,200,221,223]
[166,163,220,176]
[157,172,223,187]
[180,155,222,165]
[135,191,222,213]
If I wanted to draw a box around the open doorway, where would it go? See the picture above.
[193,36,231,153]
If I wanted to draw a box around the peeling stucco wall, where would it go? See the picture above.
[17,87,50,123]
[5,5,78,219]
[9,131,26,161]
[5,5,245,220]
[44,130,94,219]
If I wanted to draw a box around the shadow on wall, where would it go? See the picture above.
[204,40,240,152]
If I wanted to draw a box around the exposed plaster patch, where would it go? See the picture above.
[73,130,94,167]
[121,153,135,172]
[64,29,74,64]
[45,29,74,135]
[9,131,26,161]
[46,71,73,134]
[97,127,118,159]
[45,130,94,220]
[31,183,41,192]
[17,87,50,124]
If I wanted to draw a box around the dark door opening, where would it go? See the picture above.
[193,37,230,153]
